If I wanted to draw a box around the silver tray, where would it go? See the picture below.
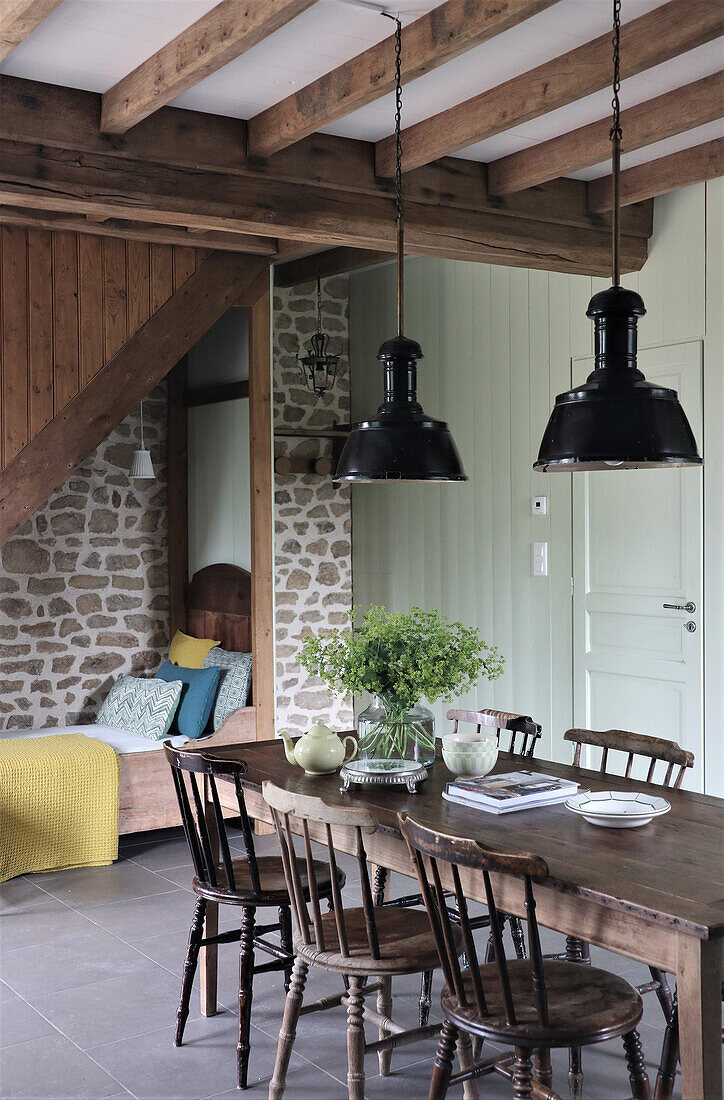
[339,759,428,794]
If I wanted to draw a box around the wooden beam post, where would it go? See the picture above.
[0,0,63,62]
[0,250,270,546]
[167,357,188,640]
[247,274,275,744]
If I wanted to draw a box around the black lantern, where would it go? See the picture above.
[297,277,340,398]
[335,17,466,484]
[534,0,701,473]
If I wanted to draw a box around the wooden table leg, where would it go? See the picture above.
[675,933,722,1100]
[200,775,220,1016]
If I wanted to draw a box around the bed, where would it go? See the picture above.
[1,563,257,835]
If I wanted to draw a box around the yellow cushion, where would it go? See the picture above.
[169,630,220,669]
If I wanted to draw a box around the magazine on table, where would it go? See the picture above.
[443,770,579,815]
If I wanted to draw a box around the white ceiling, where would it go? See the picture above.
[1,0,722,179]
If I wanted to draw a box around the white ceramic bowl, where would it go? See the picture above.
[442,735,498,777]
[565,790,670,829]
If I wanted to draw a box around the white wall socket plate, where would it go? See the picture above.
[532,496,547,515]
[533,542,548,577]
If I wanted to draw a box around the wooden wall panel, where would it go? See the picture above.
[78,234,103,386]
[0,229,212,471]
[52,231,79,413]
[1,226,28,464]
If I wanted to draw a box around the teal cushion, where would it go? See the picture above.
[203,649,252,731]
[155,660,221,739]
[97,675,182,740]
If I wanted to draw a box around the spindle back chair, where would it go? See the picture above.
[564,727,694,788]
[262,781,464,1100]
[447,709,542,757]
[165,745,339,1089]
[400,813,651,1100]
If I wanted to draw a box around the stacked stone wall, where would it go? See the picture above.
[0,387,168,730]
[273,277,354,735]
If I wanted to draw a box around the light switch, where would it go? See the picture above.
[533,542,548,577]
[532,496,547,515]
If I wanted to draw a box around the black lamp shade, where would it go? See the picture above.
[534,286,702,471]
[335,335,467,483]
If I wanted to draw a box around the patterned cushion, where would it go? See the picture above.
[203,649,252,731]
[154,661,221,739]
[97,676,182,741]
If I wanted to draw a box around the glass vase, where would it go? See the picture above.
[357,695,436,769]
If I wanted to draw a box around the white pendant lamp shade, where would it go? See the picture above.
[131,400,155,479]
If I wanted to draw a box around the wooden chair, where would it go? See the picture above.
[399,812,652,1100]
[262,780,473,1100]
[164,745,344,1089]
[562,727,695,1100]
[374,708,543,1027]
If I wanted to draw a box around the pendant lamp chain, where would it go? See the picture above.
[384,13,405,336]
[610,0,622,287]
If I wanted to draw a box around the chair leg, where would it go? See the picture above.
[654,993,678,1100]
[376,976,393,1076]
[373,865,388,908]
[534,1048,553,1091]
[567,1044,583,1100]
[420,968,434,1025]
[649,966,674,1021]
[428,1020,458,1100]
[456,1030,479,1100]
[278,905,293,993]
[237,906,256,1089]
[509,916,527,959]
[346,975,366,1100]
[175,896,206,1047]
[512,1047,534,1099]
[269,955,308,1100]
[623,1030,652,1100]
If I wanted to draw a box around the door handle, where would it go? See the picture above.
[663,601,696,614]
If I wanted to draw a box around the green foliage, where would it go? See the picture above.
[299,605,504,711]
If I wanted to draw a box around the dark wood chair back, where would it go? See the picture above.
[164,743,261,895]
[564,728,694,789]
[262,780,380,959]
[399,813,549,1028]
[446,709,542,757]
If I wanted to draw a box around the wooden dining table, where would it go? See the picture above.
[198,739,724,1100]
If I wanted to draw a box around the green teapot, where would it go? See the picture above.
[280,720,357,776]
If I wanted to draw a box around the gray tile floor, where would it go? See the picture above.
[0,825,691,1099]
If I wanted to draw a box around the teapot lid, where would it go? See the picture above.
[307,718,335,738]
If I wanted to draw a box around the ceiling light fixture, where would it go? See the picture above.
[130,399,155,479]
[534,0,702,473]
[297,276,340,398]
[335,15,466,483]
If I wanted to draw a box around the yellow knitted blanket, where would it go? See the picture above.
[0,733,120,883]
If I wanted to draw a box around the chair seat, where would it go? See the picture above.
[442,959,643,1048]
[193,855,344,906]
[295,905,461,975]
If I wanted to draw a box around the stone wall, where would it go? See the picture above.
[0,388,168,730]
[273,277,354,735]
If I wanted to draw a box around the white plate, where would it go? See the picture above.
[565,790,670,829]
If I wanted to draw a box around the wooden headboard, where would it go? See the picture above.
[186,563,252,653]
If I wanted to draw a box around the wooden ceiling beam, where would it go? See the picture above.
[375,0,724,176]
[100,0,318,134]
[0,140,648,276]
[0,0,62,61]
[247,0,560,159]
[0,205,279,253]
[274,247,393,287]
[488,71,724,196]
[0,76,653,238]
[588,137,724,212]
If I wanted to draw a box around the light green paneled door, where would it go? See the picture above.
[573,341,704,789]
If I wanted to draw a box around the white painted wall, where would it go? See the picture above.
[350,181,723,780]
[187,308,251,578]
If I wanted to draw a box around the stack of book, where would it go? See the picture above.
[442,770,579,814]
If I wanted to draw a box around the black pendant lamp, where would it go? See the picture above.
[534,0,702,472]
[335,17,466,483]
